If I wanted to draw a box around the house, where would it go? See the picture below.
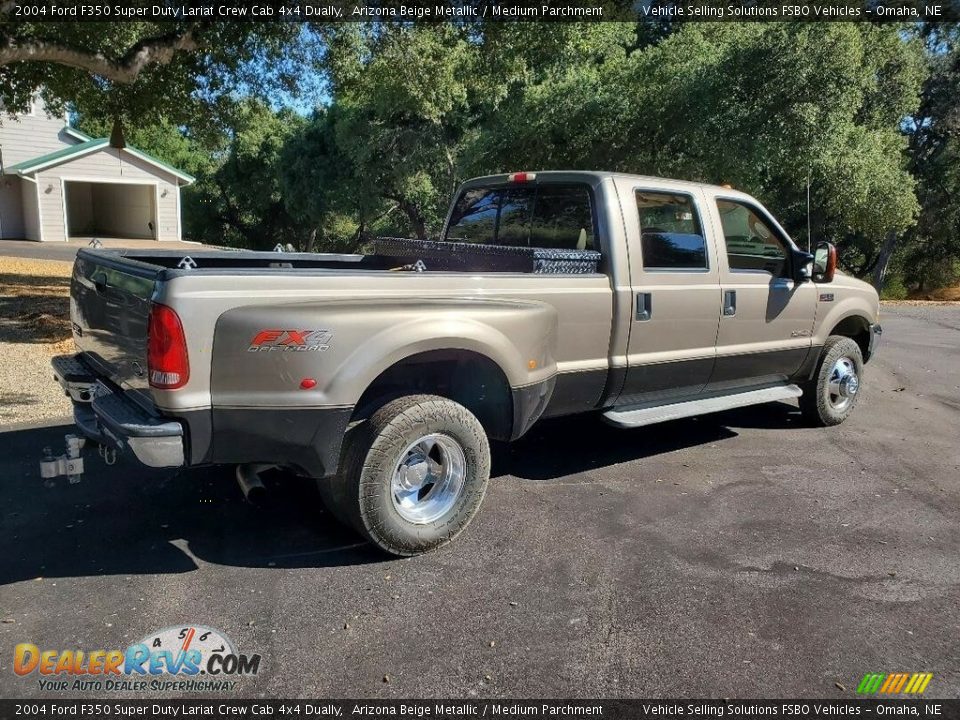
[0,98,194,242]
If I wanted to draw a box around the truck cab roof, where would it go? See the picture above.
[461,170,753,198]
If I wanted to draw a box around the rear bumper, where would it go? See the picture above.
[53,353,348,477]
[88,383,185,468]
[54,354,185,468]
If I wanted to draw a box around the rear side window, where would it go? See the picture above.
[445,184,594,251]
[636,191,707,270]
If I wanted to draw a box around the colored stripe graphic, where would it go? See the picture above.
[857,674,885,693]
[858,672,932,695]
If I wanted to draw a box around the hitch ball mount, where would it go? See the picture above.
[39,435,117,483]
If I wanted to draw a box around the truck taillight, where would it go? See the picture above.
[508,172,536,183]
[147,303,189,390]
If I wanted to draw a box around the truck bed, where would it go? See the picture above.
[88,240,602,278]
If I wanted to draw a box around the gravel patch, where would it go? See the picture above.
[0,257,75,424]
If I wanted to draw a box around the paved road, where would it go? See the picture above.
[1,305,958,700]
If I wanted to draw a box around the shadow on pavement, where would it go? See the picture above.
[0,423,381,586]
[493,400,805,481]
[1,402,805,584]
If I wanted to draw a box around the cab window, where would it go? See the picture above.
[716,200,789,276]
[445,184,594,250]
[636,191,707,270]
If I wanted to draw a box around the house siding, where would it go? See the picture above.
[35,147,181,241]
[0,176,24,238]
[0,107,72,167]
[21,178,39,241]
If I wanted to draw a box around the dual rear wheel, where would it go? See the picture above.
[318,395,490,557]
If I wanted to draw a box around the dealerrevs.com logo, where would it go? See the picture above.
[14,625,261,693]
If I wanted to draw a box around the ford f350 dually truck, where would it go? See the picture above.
[51,171,881,556]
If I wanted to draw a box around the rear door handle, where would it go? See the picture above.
[635,292,652,321]
[723,290,737,316]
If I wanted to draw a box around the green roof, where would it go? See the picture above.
[5,135,195,184]
[6,137,108,174]
[63,126,94,142]
[124,146,195,184]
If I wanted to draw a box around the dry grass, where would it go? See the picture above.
[0,256,74,354]
[908,285,960,302]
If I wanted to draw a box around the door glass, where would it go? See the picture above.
[717,200,789,276]
[636,191,707,270]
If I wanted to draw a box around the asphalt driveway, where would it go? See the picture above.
[1,305,958,699]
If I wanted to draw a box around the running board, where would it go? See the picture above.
[602,384,803,429]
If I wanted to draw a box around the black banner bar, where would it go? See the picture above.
[5,0,960,23]
[0,699,958,720]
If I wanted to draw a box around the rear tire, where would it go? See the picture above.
[800,336,864,426]
[320,395,490,557]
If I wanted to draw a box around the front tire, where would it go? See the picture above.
[322,395,491,557]
[800,336,864,426]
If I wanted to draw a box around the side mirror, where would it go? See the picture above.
[791,248,814,283]
[813,241,837,283]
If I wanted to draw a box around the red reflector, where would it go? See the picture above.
[147,303,189,390]
[300,378,317,390]
[508,172,536,183]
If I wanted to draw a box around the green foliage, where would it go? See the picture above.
[184,100,310,250]
[16,18,955,290]
[0,20,316,140]
[481,23,924,256]
[879,274,910,301]
[899,24,960,293]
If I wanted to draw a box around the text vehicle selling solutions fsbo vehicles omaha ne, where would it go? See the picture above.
[51,171,881,556]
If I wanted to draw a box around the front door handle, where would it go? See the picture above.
[636,292,652,321]
[723,290,737,316]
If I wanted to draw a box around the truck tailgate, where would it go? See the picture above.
[70,250,159,397]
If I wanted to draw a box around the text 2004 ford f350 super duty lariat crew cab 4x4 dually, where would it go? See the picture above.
[52,171,881,556]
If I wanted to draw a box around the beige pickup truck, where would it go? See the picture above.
[54,171,880,556]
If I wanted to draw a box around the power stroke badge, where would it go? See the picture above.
[248,330,333,352]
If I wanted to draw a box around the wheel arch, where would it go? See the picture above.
[827,314,873,361]
[352,348,519,441]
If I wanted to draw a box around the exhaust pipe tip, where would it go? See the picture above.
[236,463,273,506]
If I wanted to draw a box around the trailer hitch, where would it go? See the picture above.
[39,435,86,484]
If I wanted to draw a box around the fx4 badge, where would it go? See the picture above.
[248,330,332,352]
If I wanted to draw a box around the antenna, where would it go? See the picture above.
[806,166,812,252]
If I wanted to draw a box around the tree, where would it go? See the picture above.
[186,100,310,249]
[316,24,484,239]
[0,14,316,139]
[898,23,960,294]
[481,22,925,269]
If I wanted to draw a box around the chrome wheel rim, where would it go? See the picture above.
[827,356,859,411]
[391,433,466,524]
